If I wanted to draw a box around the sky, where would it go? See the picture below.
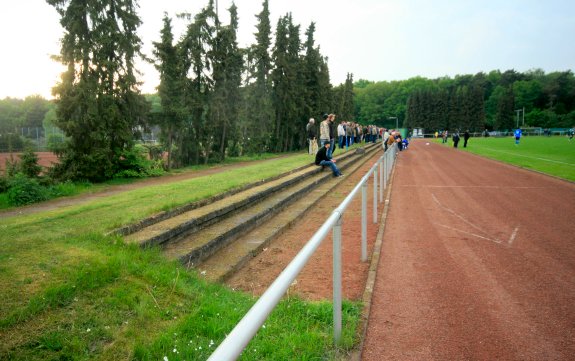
[1,0,574,99]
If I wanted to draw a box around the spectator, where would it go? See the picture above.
[319,114,330,148]
[453,131,460,148]
[315,142,343,177]
[337,121,345,149]
[463,130,470,148]
[328,114,337,158]
[306,118,318,155]
[346,121,354,148]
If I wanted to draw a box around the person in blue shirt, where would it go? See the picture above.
[514,128,522,145]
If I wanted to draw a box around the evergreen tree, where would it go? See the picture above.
[180,3,216,164]
[153,14,184,169]
[246,0,274,153]
[210,3,243,160]
[271,14,291,151]
[47,0,149,181]
[271,14,305,152]
[287,18,306,150]
[339,73,355,122]
[303,23,331,120]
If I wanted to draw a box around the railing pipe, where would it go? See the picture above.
[333,216,343,342]
[379,158,384,202]
[207,210,342,361]
[361,182,368,262]
[209,144,398,361]
[373,167,378,224]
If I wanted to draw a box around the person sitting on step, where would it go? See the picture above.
[315,141,343,177]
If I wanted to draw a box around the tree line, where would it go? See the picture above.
[354,69,575,132]
[34,0,355,181]
[2,1,575,182]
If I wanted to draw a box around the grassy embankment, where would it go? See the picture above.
[0,152,297,210]
[0,151,362,360]
[439,136,575,182]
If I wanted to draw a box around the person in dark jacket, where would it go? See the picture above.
[315,142,343,177]
[453,131,460,148]
[328,114,337,158]
[463,130,470,147]
[306,118,318,155]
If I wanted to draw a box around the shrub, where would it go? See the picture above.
[0,176,8,193]
[19,148,43,178]
[7,174,49,206]
[114,145,165,179]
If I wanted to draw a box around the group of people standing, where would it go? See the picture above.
[436,129,470,148]
[306,114,386,177]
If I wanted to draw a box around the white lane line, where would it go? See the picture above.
[508,226,519,246]
[432,193,492,239]
[400,185,548,189]
[433,223,502,245]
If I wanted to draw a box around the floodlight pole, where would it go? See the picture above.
[388,116,398,129]
[515,109,522,128]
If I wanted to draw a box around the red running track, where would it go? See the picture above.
[362,140,575,361]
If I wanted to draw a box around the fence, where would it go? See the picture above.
[0,127,161,152]
[0,127,66,152]
[207,143,399,361]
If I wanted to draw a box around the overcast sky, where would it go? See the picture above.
[1,0,574,99]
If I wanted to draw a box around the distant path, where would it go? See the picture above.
[362,140,575,360]
[0,155,296,218]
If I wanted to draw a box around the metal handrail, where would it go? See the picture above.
[208,143,398,361]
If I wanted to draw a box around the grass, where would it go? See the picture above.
[0,151,362,360]
[0,152,293,210]
[439,136,575,182]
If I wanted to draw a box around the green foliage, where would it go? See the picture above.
[7,173,49,206]
[47,0,149,182]
[359,69,575,131]
[0,133,25,152]
[0,153,360,359]
[19,148,43,178]
[115,145,165,179]
[0,175,8,193]
[0,96,51,134]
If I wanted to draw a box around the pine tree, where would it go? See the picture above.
[153,14,184,169]
[180,4,216,164]
[48,0,149,181]
[339,73,355,121]
[246,0,274,153]
[210,3,243,160]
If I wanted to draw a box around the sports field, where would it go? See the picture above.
[441,136,575,182]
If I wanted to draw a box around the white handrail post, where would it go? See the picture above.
[333,215,343,343]
[373,167,378,224]
[384,152,388,186]
[379,157,383,203]
[361,182,367,262]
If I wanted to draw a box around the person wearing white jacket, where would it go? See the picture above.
[337,122,345,149]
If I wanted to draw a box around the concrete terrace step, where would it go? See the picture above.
[198,146,380,282]
[123,143,378,249]
[159,146,379,267]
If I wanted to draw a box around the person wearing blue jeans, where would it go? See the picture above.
[315,142,343,177]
